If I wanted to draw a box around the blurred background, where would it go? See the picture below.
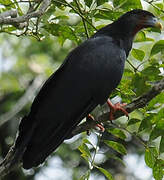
[0,0,164,179]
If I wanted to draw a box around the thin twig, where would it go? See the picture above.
[145,0,164,14]
[90,133,102,168]
[53,0,97,31]
[0,0,51,28]
[126,59,138,72]
[74,0,89,38]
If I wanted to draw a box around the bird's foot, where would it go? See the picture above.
[107,99,129,121]
[86,114,105,135]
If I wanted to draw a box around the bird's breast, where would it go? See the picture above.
[89,47,126,104]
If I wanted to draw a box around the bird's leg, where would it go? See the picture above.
[107,99,129,121]
[86,114,105,135]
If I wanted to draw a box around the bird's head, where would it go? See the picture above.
[117,9,162,36]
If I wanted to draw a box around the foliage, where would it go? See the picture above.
[0,0,164,180]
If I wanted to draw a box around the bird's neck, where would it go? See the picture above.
[94,21,140,56]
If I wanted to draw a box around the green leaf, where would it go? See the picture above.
[97,0,109,6]
[84,0,93,7]
[96,166,114,180]
[113,0,142,10]
[153,159,164,180]
[81,153,89,162]
[0,0,12,5]
[141,65,161,81]
[159,136,164,153]
[151,40,164,56]
[131,48,145,61]
[44,24,77,45]
[145,147,158,168]
[138,115,153,132]
[147,93,164,111]
[83,139,94,148]
[135,31,154,42]
[127,118,141,126]
[107,153,125,167]
[107,128,126,140]
[51,15,69,20]
[1,26,17,32]
[94,10,122,21]
[150,118,164,141]
[155,109,164,123]
[78,143,91,158]
[150,128,163,141]
[104,140,127,155]
[131,73,151,96]
[135,31,146,42]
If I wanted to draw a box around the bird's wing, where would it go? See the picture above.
[15,36,125,169]
[14,58,69,148]
[15,39,99,168]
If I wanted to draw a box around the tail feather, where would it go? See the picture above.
[22,100,97,169]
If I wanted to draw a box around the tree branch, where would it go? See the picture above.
[0,75,46,127]
[0,0,51,28]
[74,0,90,38]
[71,78,164,137]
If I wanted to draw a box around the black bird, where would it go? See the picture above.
[1,9,162,171]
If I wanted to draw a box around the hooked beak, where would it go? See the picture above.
[146,17,163,30]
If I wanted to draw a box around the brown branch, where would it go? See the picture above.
[71,78,164,137]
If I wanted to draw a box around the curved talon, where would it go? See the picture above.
[107,99,129,121]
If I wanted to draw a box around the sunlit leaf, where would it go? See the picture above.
[150,116,164,141]
[104,140,127,155]
[78,143,91,158]
[131,48,145,61]
[151,40,164,56]
[145,147,158,168]
[135,31,154,42]
[127,118,141,126]
[147,93,164,111]
[83,139,95,149]
[96,166,114,180]
[113,0,142,10]
[107,128,126,140]
[153,159,164,180]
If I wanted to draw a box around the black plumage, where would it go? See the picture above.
[12,9,161,169]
